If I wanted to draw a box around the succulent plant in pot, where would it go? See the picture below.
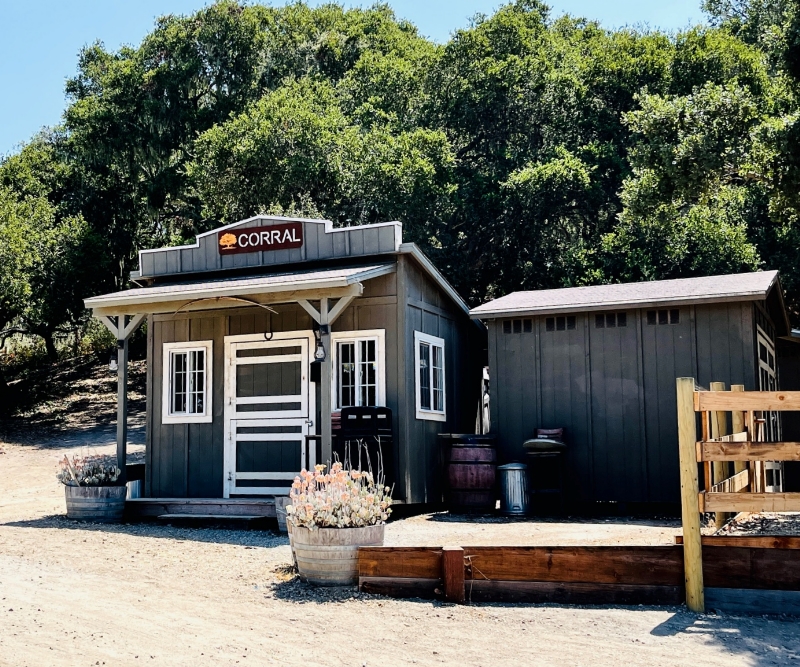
[287,458,393,586]
[57,453,126,523]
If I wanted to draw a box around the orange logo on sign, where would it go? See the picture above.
[219,233,237,250]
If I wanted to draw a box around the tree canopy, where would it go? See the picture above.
[3,0,800,357]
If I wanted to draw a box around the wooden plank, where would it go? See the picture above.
[675,535,800,549]
[709,381,731,528]
[125,498,276,519]
[705,587,800,616]
[703,546,800,590]
[677,377,705,612]
[358,547,442,579]
[702,492,800,512]
[697,441,800,461]
[695,391,800,412]
[466,581,684,606]
[709,468,749,493]
[358,577,440,599]
[462,546,684,586]
[443,547,465,603]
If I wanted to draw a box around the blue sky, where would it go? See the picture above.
[0,1,707,156]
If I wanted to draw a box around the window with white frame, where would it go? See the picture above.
[162,341,213,423]
[330,330,386,409]
[415,331,446,421]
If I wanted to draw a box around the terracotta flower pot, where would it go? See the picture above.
[64,485,126,523]
[290,524,384,586]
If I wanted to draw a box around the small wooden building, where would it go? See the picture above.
[470,271,794,508]
[85,216,484,507]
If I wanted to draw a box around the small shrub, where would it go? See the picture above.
[57,453,121,487]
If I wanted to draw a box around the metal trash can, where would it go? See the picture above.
[498,462,528,516]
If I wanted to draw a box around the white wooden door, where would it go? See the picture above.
[224,335,313,496]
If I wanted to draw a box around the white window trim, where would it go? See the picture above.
[162,340,213,424]
[414,331,446,422]
[329,329,386,409]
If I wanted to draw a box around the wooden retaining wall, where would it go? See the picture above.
[358,542,800,613]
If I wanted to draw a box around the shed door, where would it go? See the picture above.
[224,337,312,496]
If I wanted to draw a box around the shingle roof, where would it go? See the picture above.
[470,271,781,318]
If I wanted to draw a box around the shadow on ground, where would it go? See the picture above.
[423,511,680,529]
[1,513,289,548]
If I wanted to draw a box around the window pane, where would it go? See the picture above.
[171,352,187,414]
[359,339,377,407]
[419,342,431,410]
[338,342,355,408]
[189,350,205,414]
[432,344,444,412]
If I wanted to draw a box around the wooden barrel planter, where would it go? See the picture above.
[64,485,126,523]
[290,524,384,586]
[445,435,497,512]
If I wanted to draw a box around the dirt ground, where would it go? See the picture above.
[2,428,800,667]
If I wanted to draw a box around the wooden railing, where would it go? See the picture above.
[677,378,800,612]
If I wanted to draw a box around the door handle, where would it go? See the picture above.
[305,419,314,427]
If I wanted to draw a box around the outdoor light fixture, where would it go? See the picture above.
[313,324,328,362]
[109,353,118,373]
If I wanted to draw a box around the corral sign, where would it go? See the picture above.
[218,222,304,255]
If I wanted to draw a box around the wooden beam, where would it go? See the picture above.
[296,299,321,323]
[465,581,684,606]
[695,391,800,412]
[327,294,356,325]
[677,377,705,612]
[463,546,684,586]
[90,284,363,317]
[98,315,120,337]
[731,385,748,475]
[320,297,332,466]
[121,313,146,340]
[116,338,128,482]
[696,441,800,462]
[702,492,800,512]
[442,547,465,603]
[358,577,440,599]
[358,547,443,579]
[675,535,800,549]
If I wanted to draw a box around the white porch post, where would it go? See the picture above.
[116,338,129,481]
[320,297,332,466]
[98,313,145,482]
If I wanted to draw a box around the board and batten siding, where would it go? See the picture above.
[397,256,483,505]
[488,301,761,505]
[139,219,400,279]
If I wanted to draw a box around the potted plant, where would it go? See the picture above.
[287,460,393,586]
[57,453,126,523]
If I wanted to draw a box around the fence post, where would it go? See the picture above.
[442,547,466,604]
[731,385,747,476]
[677,377,705,612]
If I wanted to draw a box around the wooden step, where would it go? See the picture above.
[126,497,277,519]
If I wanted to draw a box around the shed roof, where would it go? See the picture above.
[470,271,781,319]
[85,263,395,316]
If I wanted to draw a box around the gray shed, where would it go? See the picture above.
[470,271,794,508]
[84,216,484,508]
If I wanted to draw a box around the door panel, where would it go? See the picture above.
[224,335,311,497]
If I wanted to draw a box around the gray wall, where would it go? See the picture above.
[488,302,758,505]
[146,261,484,502]
[396,255,484,505]
[139,218,400,279]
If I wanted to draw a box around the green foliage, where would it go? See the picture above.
[7,0,800,345]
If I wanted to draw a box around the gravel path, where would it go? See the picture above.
[1,428,799,667]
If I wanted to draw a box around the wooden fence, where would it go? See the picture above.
[358,542,800,613]
[677,379,800,613]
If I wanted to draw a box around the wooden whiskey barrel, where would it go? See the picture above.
[291,524,384,586]
[446,436,497,512]
[64,485,127,522]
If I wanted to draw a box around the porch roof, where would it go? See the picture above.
[84,262,395,316]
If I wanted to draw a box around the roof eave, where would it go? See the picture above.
[469,291,772,319]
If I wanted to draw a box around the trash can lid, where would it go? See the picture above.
[498,462,528,470]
